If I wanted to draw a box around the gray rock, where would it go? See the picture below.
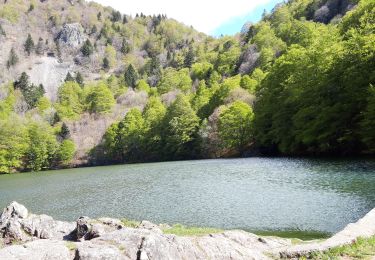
[137,221,162,233]
[75,242,124,260]
[57,23,86,47]
[0,202,374,260]
[0,240,71,260]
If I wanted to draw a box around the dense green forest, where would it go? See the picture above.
[0,0,374,173]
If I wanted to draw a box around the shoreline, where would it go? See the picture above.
[2,156,375,175]
[0,202,374,259]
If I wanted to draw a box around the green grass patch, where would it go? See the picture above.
[65,241,77,251]
[311,236,375,259]
[120,219,139,228]
[162,224,222,236]
[253,230,330,241]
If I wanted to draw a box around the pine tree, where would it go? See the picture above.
[81,39,93,56]
[7,48,18,69]
[184,46,195,68]
[56,42,62,63]
[65,72,75,82]
[35,37,44,55]
[120,39,130,54]
[0,24,6,36]
[103,57,109,70]
[111,11,121,22]
[91,25,97,35]
[14,72,30,92]
[24,34,35,56]
[28,3,34,12]
[122,15,128,24]
[75,72,84,87]
[59,123,71,140]
[125,64,138,88]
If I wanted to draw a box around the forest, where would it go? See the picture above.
[0,0,374,173]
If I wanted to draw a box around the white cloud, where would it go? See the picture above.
[90,0,273,34]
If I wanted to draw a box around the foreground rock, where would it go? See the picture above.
[278,207,375,258]
[0,202,374,259]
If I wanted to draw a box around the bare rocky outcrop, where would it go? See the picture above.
[57,23,86,48]
[0,202,374,260]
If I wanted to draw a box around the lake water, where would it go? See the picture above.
[0,158,374,238]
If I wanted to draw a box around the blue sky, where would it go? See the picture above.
[213,0,284,36]
[92,0,284,35]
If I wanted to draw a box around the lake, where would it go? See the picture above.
[1,158,374,239]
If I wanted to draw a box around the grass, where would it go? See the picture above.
[254,230,330,241]
[120,219,139,228]
[162,224,222,236]
[310,236,375,259]
[65,241,77,251]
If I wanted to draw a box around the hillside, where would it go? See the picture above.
[0,0,374,173]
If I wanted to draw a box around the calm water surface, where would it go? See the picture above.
[0,158,375,237]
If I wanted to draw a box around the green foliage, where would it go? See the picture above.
[360,86,375,153]
[191,62,213,81]
[136,80,151,93]
[157,68,192,94]
[0,117,28,173]
[162,95,200,159]
[56,140,76,164]
[25,122,59,172]
[14,73,45,108]
[218,101,254,153]
[103,108,146,162]
[0,5,19,23]
[142,97,166,159]
[84,83,115,114]
[56,81,83,119]
[36,96,51,112]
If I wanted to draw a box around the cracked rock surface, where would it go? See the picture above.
[0,202,374,259]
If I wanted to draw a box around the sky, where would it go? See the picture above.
[91,0,284,36]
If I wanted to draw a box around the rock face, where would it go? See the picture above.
[0,202,374,260]
[57,23,86,47]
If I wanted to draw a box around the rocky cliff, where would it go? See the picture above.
[0,202,374,259]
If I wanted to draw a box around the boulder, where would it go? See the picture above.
[57,23,86,47]
[0,240,71,260]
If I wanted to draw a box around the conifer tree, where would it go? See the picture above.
[59,123,71,140]
[75,72,84,87]
[103,57,109,70]
[7,48,18,69]
[24,34,35,56]
[0,24,5,36]
[81,39,93,56]
[125,64,138,88]
[184,46,195,68]
[65,72,75,82]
